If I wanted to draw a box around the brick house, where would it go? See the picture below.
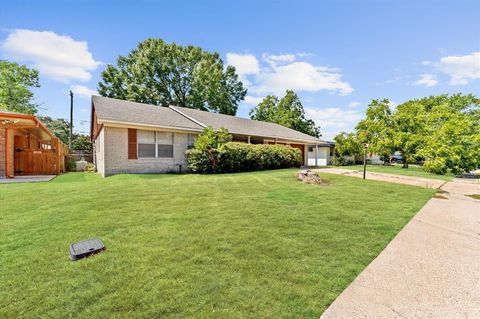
[90,96,334,177]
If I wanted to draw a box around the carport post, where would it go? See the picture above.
[315,144,318,167]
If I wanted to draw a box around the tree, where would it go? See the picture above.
[332,132,363,165]
[392,100,427,168]
[355,94,480,174]
[194,126,232,151]
[71,134,93,152]
[412,94,480,174]
[249,90,321,137]
[0,60,40,114]
[38,116,70,144]
[356,99,396,163]
[98,39,247,115]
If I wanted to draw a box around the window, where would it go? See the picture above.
[187,134,196,149]
[308,146,314,153]
[138,130,155,158]
[157,132,173,158]
[136,130,175,158]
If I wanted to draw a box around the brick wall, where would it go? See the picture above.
[101,126,189,177]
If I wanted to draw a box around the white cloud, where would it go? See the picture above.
[227,52,353,96]
[226,53,259,76]
[305,107,363,140]
[348,101,361,108]
[437,51,480,85]
[243,95,264,105]
[262,53,296,67]
[1,29,101,82]
[421,60,431,66]
[413,74,438,87]
[70,85,98,98]
[254,62,353,95]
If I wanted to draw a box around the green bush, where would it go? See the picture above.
[423,158,448,175]
[85,162,96,173]
[66,159,76,171]
[331,156,354,166]
[186,142,302,173]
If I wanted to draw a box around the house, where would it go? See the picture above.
[0,110,68,179]
[90,96,334,177]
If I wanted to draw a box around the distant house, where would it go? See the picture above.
[90,96,333,177]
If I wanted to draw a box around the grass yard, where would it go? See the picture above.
[0,169,435,318]
[341,164,455,181]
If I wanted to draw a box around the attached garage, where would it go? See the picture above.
[0,110,69,179]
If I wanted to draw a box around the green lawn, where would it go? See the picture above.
[0,170,435,318]
[338,164,455,181]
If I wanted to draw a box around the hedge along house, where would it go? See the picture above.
[90,96,333,177]
[0,110,69,178]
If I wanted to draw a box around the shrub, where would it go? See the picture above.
[185,148,221,173]
[66,158,76,171]
[85,162,96,173]
[331,156,354,166]
[423,158,448,175]
[186,142,302,173]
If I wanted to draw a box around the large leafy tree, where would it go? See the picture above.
[71,134,93,152]
[0,60,40,114]
[356,99,396,163]
[98,39,247,115]
[249,90,321,137]
[333,132,363,163]
[410,94,480,174]
[355,94,480,174]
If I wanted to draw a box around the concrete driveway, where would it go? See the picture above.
[320,177,480,318]
[315,167,446,188]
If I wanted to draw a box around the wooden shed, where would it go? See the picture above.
[0,110,68,178]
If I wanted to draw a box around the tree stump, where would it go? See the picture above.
[297,170,324,184]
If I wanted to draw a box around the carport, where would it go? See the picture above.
[0,110,68,178]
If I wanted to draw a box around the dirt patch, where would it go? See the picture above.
[433,194,448,199]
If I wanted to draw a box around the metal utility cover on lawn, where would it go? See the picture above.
[69,239,105,261]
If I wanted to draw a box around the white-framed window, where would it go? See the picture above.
[137,130,174,158]
[187,134,196,149]
[157,132,174,158]
[138,130,156,158]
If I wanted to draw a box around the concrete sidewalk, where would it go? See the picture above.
[320,177,480,319]
[315,168,446,188]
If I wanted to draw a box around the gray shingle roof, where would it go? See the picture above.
[92,96,203,131]
[92,96,329,144]
[170,106,327,144]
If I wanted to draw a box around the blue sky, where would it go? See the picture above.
[1,0,479,139]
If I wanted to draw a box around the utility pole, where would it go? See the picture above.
[69,90,73,149]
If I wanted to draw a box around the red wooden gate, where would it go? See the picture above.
[14,135,56,175]
[14,149,56,175]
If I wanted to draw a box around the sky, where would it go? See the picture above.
[1,0,479,140]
